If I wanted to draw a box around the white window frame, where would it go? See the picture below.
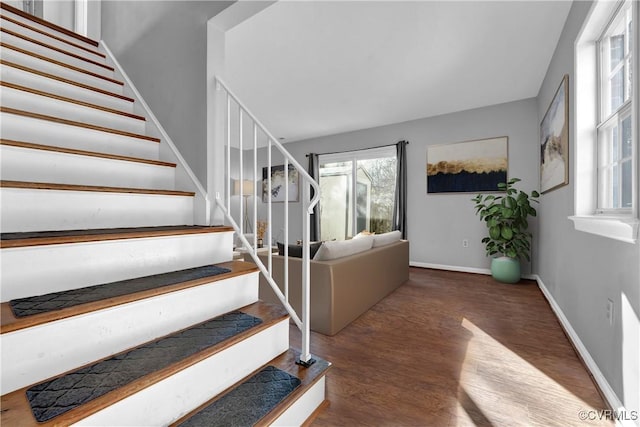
[596,0,633,214]
[571,0,639,243]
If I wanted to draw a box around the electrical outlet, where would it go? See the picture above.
[606,299,614,326]
[462,239,469,248]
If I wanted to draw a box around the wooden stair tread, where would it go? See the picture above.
[0,180,193,196]
[0,2,99,47]
[173,348,331,427]
[0,59,135,102]
[0,27,113,71]
[0,225,234,249]
[1,42,122,85]
[1,261,259,333]
[0,81,145,121]
[0,301,289,427]
[0,139,174,167]
[1,107,160,142]
[0,14,105,59]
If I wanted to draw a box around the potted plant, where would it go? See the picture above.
[256,220,268,248]
[472,178,539,283]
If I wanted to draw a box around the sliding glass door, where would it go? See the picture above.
[318,146,397,241]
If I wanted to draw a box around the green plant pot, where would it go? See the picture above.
[491,257,521,284]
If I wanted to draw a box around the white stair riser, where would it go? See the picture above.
[1,231,234,301]
[0,8,99,52]
[0,85,145,134]
[1,188,194,232]
[1,272,260,394]
[0,46,123,93]
[0,145,175,190]
[1,31,113,78]
[0,112,159,159]
[75,320,289,427]
[1,63,134,112]
[0,16,104,61]
[273,376,326,427]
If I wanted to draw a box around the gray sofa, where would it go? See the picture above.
[255,240,409,335]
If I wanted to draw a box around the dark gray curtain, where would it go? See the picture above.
[308,153,320,241]
[393,140,408,239]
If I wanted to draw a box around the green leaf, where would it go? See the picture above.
[489,226,501,240]
[501,227,513,240]
[531,190,540,198]
[506,248,517,258]
[502,208,513,218]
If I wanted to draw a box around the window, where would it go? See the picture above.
[597,0,633,213]
[572,0,638,243]
[318,147,397,241]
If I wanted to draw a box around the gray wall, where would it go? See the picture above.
[101,1,232,186]
[254,98,540,273]
[536,0,639,415]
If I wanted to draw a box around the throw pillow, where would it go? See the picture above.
[277,241,323,258]
[353,230,375,239]
[313,235,374,261]
[372,230,402,247]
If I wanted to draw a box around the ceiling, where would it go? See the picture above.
[224,1,572,143]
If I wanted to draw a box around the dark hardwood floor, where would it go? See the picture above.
[290,267,612,427]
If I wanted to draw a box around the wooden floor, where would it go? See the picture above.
[290,267,612,427]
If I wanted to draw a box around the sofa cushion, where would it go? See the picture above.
[277,241,323,258]
[372,230,402,247]
[313,235,374,261]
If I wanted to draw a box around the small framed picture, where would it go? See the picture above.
[262,164,299,202]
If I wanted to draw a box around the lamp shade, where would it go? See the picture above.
[233,179,254,196]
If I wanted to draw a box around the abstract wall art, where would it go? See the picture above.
[426,136,508,193]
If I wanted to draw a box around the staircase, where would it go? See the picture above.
[0,3,329,426]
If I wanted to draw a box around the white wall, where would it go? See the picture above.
[252,98,539,274]
[43,0,74,30]
[100,1,233,186]
[536,0,640,418]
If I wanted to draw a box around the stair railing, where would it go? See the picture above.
[214,77,319,366]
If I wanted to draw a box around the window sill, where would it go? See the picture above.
[569,215,639,244]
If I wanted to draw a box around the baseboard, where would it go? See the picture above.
[535,275,635,427]
[409,261,537,281]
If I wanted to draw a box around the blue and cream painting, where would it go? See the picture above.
[427,137,508,193]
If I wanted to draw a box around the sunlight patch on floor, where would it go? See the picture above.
[450,318,612,427]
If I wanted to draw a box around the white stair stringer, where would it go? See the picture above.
[0,44,123,93]
[0,7,99,52]
[0,14,105,61]
[1,271,261,394]
[0,83,146,134]
[1,186,194,232]
[0,30,114,78]
[1,231,234,301]
[0,143,176,190]
[75,320,289,427]
[0,61,134,112]
[0,111,159,159]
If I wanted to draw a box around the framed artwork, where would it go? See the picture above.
[540,74,569,193]
[426,136,508,193]
[262,164,299,202]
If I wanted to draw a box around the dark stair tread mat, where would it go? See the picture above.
[10,265,232,317]
[178,366,301,427]
[1,225,226,241]
[25,311,263,423]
